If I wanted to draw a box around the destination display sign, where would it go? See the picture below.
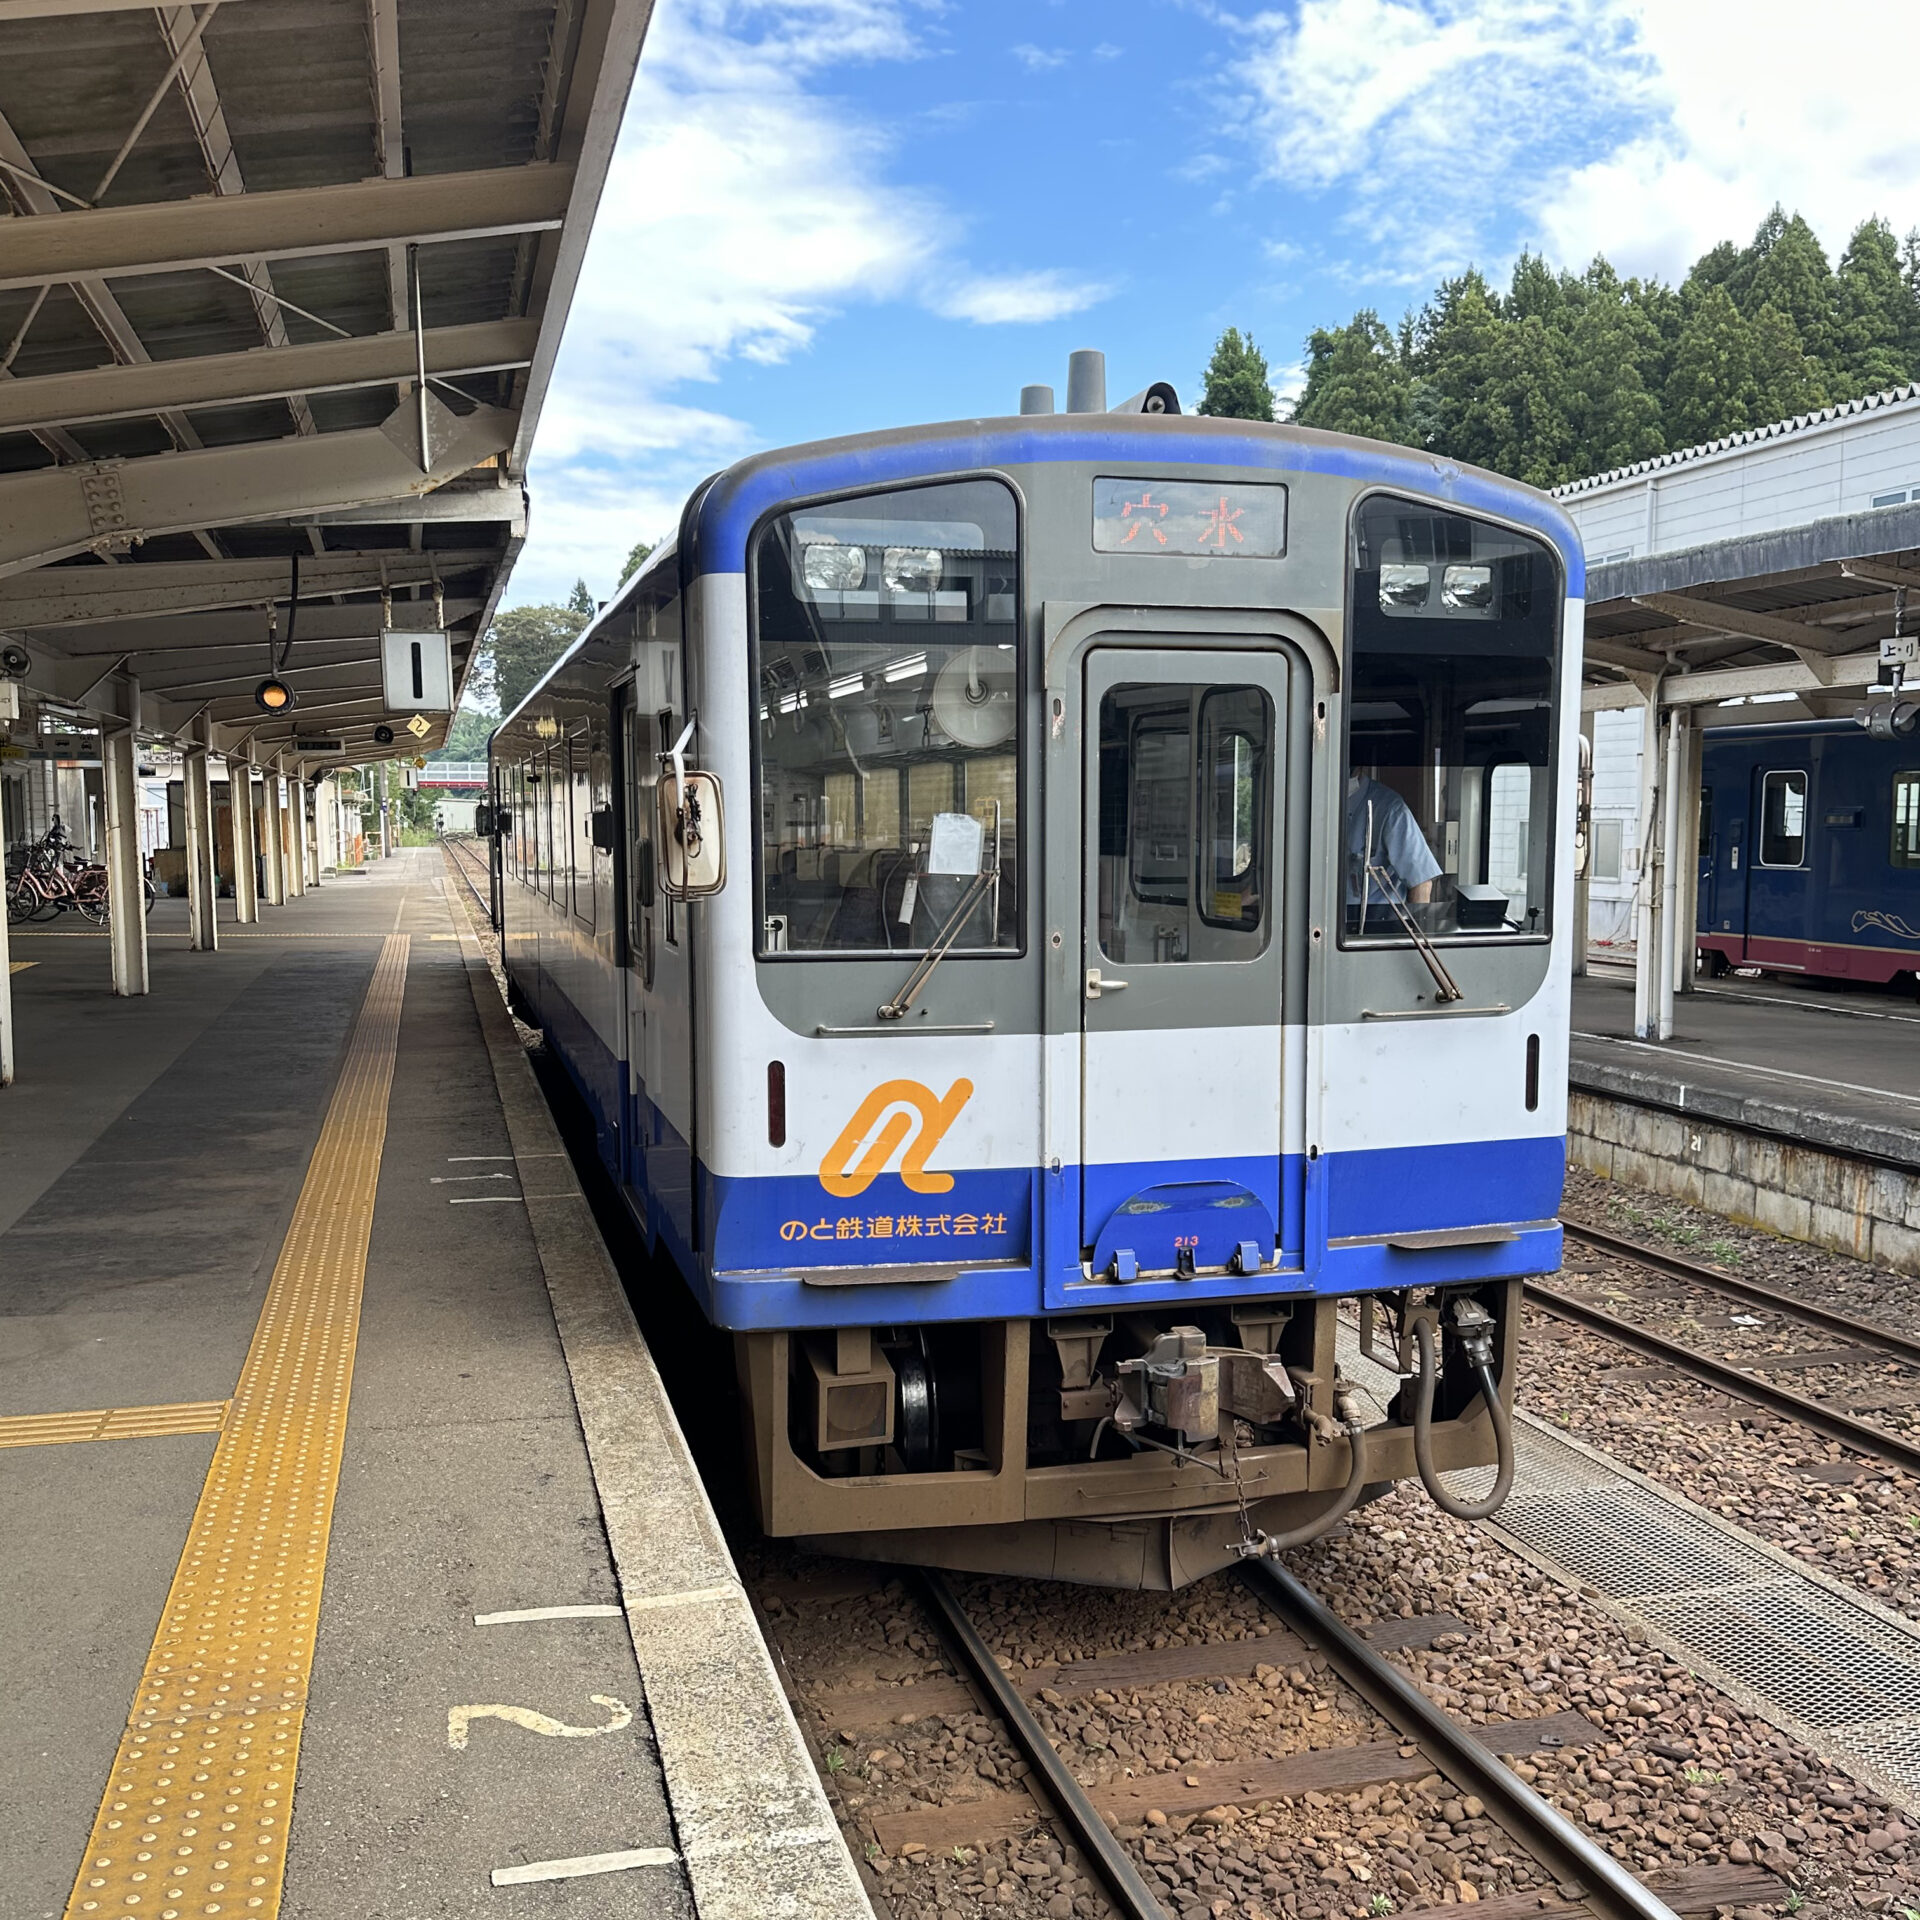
[1092,477,1287,558]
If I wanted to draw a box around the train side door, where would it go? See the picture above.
[621,689,658,1230]
[1080,646,1290,1280]
[1745,763,1810,966]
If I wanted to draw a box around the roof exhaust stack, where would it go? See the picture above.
[1020,384,1055,415]
[1065,349,1106,414]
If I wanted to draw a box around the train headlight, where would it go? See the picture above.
[801,540,866,592]
[883,546,942,594]
[1378,563,1429,610]
[1442,563,1495,610]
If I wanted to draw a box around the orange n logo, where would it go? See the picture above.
[819,1079,974,1199]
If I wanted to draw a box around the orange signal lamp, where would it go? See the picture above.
[254,676,294,714]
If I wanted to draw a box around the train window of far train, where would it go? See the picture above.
[1344,497,1560,943]
[750,477,1021,956]
[1759,770,1807,867]
[1892,773,1920,866]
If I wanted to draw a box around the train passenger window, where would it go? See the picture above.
[1759,770,1807,867]
[1097,682,1272,961]
[751,477,1021,955]
[1344,496,1560,943]
[1893,773,1920,868]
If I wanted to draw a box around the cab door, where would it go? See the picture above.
[1080,645,1291,1280]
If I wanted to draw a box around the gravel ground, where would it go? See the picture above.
[752,1492,1914,1920]
[1543,1168,1920,1617]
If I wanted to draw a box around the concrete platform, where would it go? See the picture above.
[0,851,862,1919]
[1572,964,1920,1169]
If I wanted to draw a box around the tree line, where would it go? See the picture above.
[1200,207,1920,489]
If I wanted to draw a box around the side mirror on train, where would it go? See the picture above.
[655,770,726,898]
[589,805,616,853]
[474,803,495,838]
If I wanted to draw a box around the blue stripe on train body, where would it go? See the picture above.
[494,410,1581,1333]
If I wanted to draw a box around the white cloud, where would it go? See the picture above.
[932,269,1113,325]
[514,0,939,602]
[1537,1,1920,280]
[1233,0,1920,289]
[512,0,1111,606]
[1238,0,1651,281]
[1010,42,1070,69]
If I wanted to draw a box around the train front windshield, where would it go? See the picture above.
[1344,497,1560,944]
[752,478,1021,955]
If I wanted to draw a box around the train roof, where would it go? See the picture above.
[686,410,1583,579]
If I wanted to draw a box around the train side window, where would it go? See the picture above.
[1758,770,1807,867]
[1893,773,1920,867]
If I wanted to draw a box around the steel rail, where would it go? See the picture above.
[1565,1222,1920,1369]
[915,1569,1172,1920]
[1243,1561,1682,1920]
[1524,1279,1920,1477]
[438,831,491,920]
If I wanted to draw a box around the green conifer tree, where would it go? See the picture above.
[1564,261,1666,473]
[1291,312,1414,442]
[1747,302,1825,422]
[1664,282,1757,448]
[1196,327,1276,421]
[1728,208,1836,375]
[1408,271,1512,470]
[1834,218,1914,398]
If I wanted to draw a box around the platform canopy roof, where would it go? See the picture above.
[0,0,650,769]
[1579,505,1920,720]
[1559,387,1920,722]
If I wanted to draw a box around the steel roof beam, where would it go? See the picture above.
[0,165,574,290]
[1629,590,1859,657]
[1,550,497,624]
[0,320,538,433]
[0,0,257,15]
[18,601,483,652]
[0,400,515,575]
[294,484,525,530]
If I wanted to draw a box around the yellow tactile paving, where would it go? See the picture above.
[65,933,409,1920]
[0,1401,228,1450]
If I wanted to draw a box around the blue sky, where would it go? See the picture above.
[507,0,1920,611]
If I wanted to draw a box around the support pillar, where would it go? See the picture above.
[1573,712,1594,978]
[0,841,14,1085]
[227,755,258,924]
[1673,717,1703,996]
[261,768,287,907]
[103,724,149,996]
[378,763,392,859]
[1630,685,1661,1040]
[1656,709,1684,1041]
[184,745,218,952]
[288,779,310,894]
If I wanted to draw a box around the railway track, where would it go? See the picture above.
[752,1556,1777,1920]
[1528,1224,1920,1477]
[438,831,493,923]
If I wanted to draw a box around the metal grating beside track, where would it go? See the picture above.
[63,934,409,1920]
[1335,1323,1920,1815]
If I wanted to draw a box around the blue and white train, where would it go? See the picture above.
[487,359,1583,1588]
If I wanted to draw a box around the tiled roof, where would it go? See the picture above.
[1552,384,1920,499]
